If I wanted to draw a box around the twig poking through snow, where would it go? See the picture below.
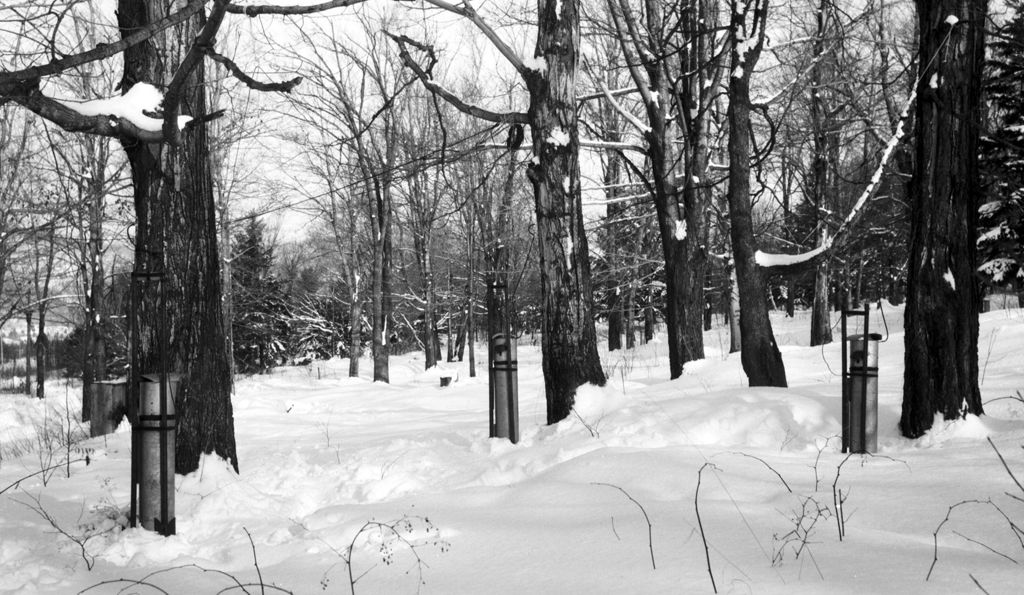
[987,437,1024,496]
[696,463,718,593]
[592,482,656,570]
[243,527,266,595]
[723,452,793,493]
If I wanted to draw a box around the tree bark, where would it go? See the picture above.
[808,1,837,347]
[624,280,636,349]
[119,0,237,473]
[728,264,742,353]
[34,310,46,400]
[525,0,606,424]
[900,0,985,437]
[370,180,393,383]
[726,0,787,386]
[24,311,32,395]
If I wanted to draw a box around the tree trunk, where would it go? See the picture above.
[24,311,31,395]
[34,310,46,399]
[728,264,742,353]
[901,0,985,437]
[217,183,234,378]
[810,259,832,346]
[808,0,836,348]
[726,0,787,387]
[624,281,636,349]
[348,299,362,378]
[467,222,476,377]
[82,173,107,419]
[119,0,238,473]
[370,181,392,383]
[422,243,437,370]
[643,298,655,344]
[524,0,606,424]
[607,288,622,352]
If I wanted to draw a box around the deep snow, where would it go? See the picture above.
[2,304,1024,594]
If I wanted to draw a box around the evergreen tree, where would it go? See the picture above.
[232,217,289,374]
[980,1,1024,291]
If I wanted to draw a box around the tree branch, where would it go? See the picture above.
[0,0,206,93]
[161,0,232,143]
[598,82,650,134]
[387,32,527,124]
[8,80,166,142]
[419,0,528,76]
[207,50,303,93]
[225,0,369,17]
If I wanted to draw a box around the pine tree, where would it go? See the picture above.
[231,217,289,374]
[979,1,1024,292]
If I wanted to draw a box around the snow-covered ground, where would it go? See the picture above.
[2,304,1023,594]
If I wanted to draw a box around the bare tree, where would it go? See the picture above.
[394,0,606,423]
[594,0,722,377]
[726,0,788,387]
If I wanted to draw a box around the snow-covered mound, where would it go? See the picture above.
[1,305,1023,593]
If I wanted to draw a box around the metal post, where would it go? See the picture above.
[860,304,870,452]
[487,280,519,443]
[841,311,849,453]
[129,243,175,535]
[841,304,879,454]
[139,374,177,535]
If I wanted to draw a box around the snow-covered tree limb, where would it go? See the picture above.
[755,84,917,274]
[598,82,650,134]
[9,81,184,143]
[577,86,640,103]
[579,138,646,153]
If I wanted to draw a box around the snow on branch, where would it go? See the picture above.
[755,84,917,271]
[579,139,646,154]
[577,86,640,103]
[598,82,651,134]
[54,83,193,133]
[11,80,212,143]
[388,32,528,125]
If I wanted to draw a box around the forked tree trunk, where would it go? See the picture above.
[525,0,606,424]
[901,0,985,437]
[119,0,237,473]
